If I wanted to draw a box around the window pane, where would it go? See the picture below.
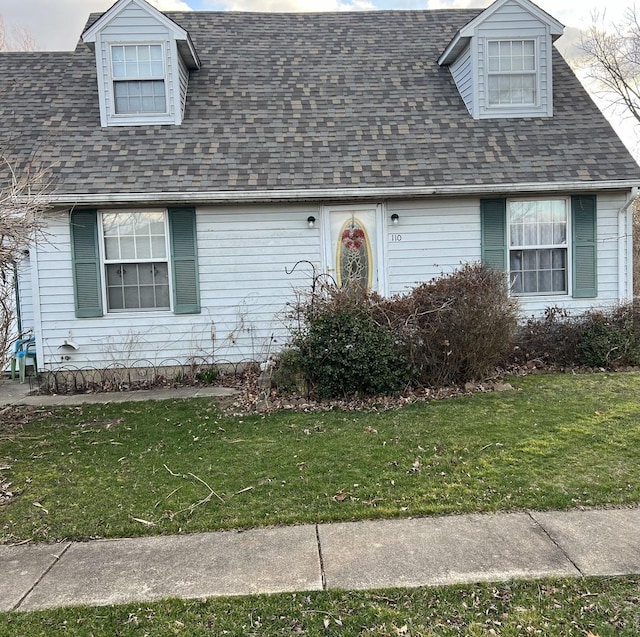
[136,236,152,259]
[114,80,166,114]
[102,213,170,311]
[156,284,170,308]
[138,263,154,284]
[151,235,166,258]
[510,272,523,294]
[538,249,551,269]
[104,237,120,260]
[552,248,566,268]
[124,285,140,309]
[121,264,138,286]
[120,236,136,259]
[139,285,156,308]
[538,270,551,292]
[524,270,537,293]
[540,222,553,244]
[107,287,124,310]
[155,263,169,284]
[552,270,567,291]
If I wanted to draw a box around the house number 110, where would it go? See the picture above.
[390,234,402,242]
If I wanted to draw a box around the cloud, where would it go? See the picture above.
[426,0,487,8]
[218,0,374,11]
[148,0,193,9]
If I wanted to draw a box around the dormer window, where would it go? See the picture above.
[487,40,537,107]
[438,0,564,120]
[82,0,200,128]
[111,45,167,115]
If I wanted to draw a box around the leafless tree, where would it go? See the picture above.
[581,9,640,297]
[0,14,35,52]
[581,7,640,125]
[0,154,51,377]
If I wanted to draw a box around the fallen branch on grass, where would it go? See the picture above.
[163,464,225,516]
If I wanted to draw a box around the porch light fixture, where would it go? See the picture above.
[307,215,316,228]
[391,213,399,225]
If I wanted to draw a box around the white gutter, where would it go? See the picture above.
[618,186,638,302]
[35,179,640,207]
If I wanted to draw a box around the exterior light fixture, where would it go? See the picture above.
[307,215,316,228]
[391,213,399,225]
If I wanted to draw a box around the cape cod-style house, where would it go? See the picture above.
[1,0,638,374]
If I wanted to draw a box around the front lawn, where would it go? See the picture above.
[1,576,639,636]
[1,372,639,542]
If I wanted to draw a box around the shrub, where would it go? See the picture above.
[280,263,518,398]
[512,302,640,369]
[396,263,519,386]
[288,286,410,399]
[511,306,583,367]
[576,303,640,367]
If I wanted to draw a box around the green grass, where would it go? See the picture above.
[1,372,639,542]
[1,576,638,636]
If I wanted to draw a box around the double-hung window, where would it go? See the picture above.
[111,44,167,115]
[509,199,568,295]
[102,211,170,311]
[487,39,537,107]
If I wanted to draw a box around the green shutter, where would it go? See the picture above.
[481,198,507,270]
[70,210,103,318]
[169,207,200,314]
[572,195,597,298]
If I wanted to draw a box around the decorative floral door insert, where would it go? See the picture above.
[336,216,372,289]
[325,206,381,292]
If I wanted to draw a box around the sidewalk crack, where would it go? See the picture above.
[527,511,584,577]
[13,542,72,611]
[315,524,327,590]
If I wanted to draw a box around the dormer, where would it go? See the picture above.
[438,0,563,120]
[82,0,200,127]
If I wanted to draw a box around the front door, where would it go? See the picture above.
[323,204,383,293]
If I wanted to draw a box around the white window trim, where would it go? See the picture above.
[485,38,540,110]
[98,209,174,314]
[507,197,571,297]
[110,43,169,117]
[107,42,170,120]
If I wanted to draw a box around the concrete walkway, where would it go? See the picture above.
[1,507,638,612]
[0,378,238,408]
[1,381,639,612]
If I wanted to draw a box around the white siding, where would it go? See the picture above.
[178,53,189,117]
[386,199,481,294]
[450,46,473,114]
[35,205,321,371]
[106,4,171,34]
[17,255,34,333]
[475,0,553,119]
[92,1,185,126]
[32,193,630,371]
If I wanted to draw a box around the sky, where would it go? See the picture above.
[0,0,631,53]
[0,0,638,156]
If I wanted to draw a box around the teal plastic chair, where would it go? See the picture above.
[10,336,37,383]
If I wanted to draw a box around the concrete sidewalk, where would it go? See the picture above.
[0,378,238,408]
[1,507,638,612]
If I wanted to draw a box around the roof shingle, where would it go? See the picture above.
[0,9,637,200]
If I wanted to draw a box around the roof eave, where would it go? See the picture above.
[36,181,640,207]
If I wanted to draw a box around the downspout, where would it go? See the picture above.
[12,260,22,336]
[618,187,638,302]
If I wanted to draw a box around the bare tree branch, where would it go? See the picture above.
[0,152,52,376]
[581,6,640,126]
[0,13,35,52]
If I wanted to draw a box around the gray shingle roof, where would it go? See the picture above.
[0,9,638,201]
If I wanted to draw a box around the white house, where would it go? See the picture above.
[1,0,637,374]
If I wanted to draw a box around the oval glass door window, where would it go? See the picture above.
[336,216,372,290]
